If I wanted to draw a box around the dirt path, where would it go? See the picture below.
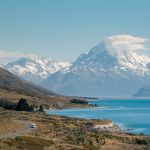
[0,120,36,139]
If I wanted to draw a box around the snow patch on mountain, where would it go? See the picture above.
[73,35,150,76]
[4,57,71,83]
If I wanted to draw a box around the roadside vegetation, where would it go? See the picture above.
[0,97,96,112]
[0,98,48,112]
[0,98,37,112]
[0,109,150,150]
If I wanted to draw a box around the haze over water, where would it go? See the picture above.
[47,100,150,135]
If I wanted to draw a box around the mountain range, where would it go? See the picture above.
[3,57,70,83]
[2,35,150,97]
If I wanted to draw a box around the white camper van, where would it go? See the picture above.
[30,123,36,128]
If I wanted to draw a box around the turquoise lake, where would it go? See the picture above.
[47,100,150,135]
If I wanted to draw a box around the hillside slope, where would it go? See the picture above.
[0,67,68,105]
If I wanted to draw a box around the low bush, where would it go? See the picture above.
[4,136,54,150]
[135,138,150,145]
[70,99,88,105]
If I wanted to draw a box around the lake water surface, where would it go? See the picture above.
[47,99,150,135]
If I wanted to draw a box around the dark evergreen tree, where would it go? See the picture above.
[29,105,35,112]
[70,99,88,105]
[39,104,44,112]
[16,98,30,111]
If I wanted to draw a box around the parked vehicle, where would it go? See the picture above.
[30,123,36,128]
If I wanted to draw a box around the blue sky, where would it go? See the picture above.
[0,0,150,62]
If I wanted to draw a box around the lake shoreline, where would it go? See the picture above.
[47,99,150,136]
[1,108,150,150]
[90,97,150,100]
[46,109,131,135]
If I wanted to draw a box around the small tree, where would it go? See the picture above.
[39,104,44,112]
[16,98,30,111]
[29,104,35,112]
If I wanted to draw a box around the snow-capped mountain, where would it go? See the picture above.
[3,57,71,83]
[41,35,150,97]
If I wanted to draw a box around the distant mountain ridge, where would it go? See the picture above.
[134,86,150,97]
[3,57,71,83]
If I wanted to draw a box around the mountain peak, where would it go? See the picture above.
[80,35,148,59]
[74,35,150,73]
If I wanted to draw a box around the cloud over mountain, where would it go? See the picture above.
[104,35,148,57]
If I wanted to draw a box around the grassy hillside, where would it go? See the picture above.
[0,67,69,106]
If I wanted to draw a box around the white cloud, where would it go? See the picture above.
[104,35,149,56]
[0,50,38,58]
[0,51,39,65]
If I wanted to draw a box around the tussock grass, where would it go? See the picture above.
[4,136,54,150]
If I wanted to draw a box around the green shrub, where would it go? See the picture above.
[70,99,88,105]
[135,138,150,145]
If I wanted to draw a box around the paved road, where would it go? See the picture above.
[0,120,36,139]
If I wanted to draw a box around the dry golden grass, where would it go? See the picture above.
[0,109,150,150]
[0,88,69,106]
[0,117,22,134]
[3,136,54,150]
